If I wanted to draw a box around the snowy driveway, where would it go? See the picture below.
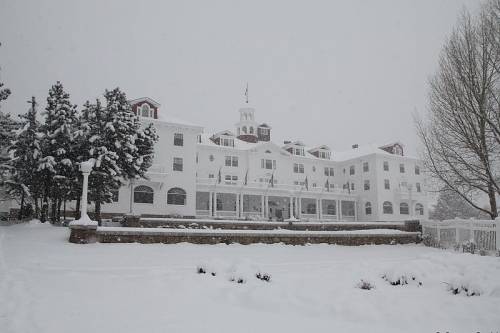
[1,222,500,333]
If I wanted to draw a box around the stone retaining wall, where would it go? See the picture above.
[124,216,421,233]
[69,225,420,246]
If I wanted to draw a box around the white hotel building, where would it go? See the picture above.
[102,97,428,222]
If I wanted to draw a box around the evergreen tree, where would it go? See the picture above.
[429,186,488,221]
[39,81,78,222]
[7,99,42,218]
[82,99,121,221]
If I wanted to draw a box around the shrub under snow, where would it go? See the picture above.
[357,279,375,290]
[445,279,482,296]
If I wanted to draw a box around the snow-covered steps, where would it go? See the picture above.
[126,216,420,233]
[70,225,420,246]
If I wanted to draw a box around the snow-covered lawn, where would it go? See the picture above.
[1,222,500,333]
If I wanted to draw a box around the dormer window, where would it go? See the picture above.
[220,136,234,147]
[294,148,304,156]
[140,103,153,118]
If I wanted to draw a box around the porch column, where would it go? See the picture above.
[213,192,217,217]
[261,195,265,219]
[209,192,213,217]
[239,193,244,218]
[298,197,302,219]
[354,201,358,221]
[265,195,269,219]
[338,199,343,221]
[318,199,323,221]
[289,196,293,219]
[235,193,240,218]
[316,199,320,220]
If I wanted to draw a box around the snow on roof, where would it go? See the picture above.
[330,144,393,161]
[128,97,161,108]
[151,113,202,128]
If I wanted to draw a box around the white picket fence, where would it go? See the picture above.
[421,218,500,251]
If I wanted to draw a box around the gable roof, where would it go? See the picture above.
[128,97,161,108]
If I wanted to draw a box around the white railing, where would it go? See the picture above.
[196,178,356,196]
[421,218,500,251]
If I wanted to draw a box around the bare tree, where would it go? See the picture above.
[416,0,500,219]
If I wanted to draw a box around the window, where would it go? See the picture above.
[326,203,336,215]
[110,189,119,202]
[196,153,198,164]
[383,161,389,171]
[416,183,421,193]
[400,163,405,173]
[261,159,276,170]
[329,168,334,176]
[415,165,420,175]
[400,202,409,215]
[383,201,393,214]
[134,185,153,204]
[167,187,186,205]
[140,104,152,118]
[384,179,390,190]
[351,183,355,191]
[249,127,254,134]
[225,156,238,167]
[242,126,247,134]
[293,163,304,173]
[224,175,238,185]
[221,137,234,147]
[363,162,369,172]
[324,167,329,176]
[364,180,370,191]
[294,148,304,156]
[208,174,214,179]
[312,183,317,188]
[365,202,372,215]
[415,203,424,215]
[306,203,316,214]
[349,165,355,175]
[173,157,183,171]
[174,133,183,146]
[312,166,316,172]
[209,155,215,162]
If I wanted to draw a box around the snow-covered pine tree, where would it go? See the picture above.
[39,82,78,222]
[7,99,42,218]
[135,122,158,178]
[80,99,121,222]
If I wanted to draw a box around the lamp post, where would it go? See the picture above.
[69,159,97,243]
[74,159,95,224]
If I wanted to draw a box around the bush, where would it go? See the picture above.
[445,280,481,296]
[256,272,271,282]
[229,277,245,284]
[357,279,375,290]
[461,240,476,254]
[382,273,422,287]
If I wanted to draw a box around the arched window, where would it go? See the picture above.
[249,127,254,134]
[141,104,151,118]
[400,202,409,215]
[242,126,247,134]
[383,201,393,214]
[167,187,186,205]
[365,202,372,215]
[415,203,424,215]
[134,185,154,204]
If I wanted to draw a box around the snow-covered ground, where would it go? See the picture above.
[1,222,500,333]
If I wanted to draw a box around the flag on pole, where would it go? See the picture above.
[244,83,249,104]
[347,181,351,194]
[217,167,222,184]
[244,169,248,186]
[269,171,274,188]
[305,176,309,191]
[325,179,330,192]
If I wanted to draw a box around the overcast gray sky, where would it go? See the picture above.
[0,0,481,154]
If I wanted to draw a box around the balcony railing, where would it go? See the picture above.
[196,178,356,195]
